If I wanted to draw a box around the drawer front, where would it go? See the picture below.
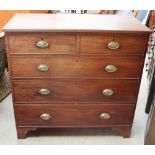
[15,104,135,127]
[11,56,143,78]
[80,33,148,55]
[13,79,140,103]
[7,32,76,54]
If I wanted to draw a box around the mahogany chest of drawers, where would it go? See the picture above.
[3,14,151,139]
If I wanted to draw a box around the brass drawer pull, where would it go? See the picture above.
[37,64,49,72]
[37,40,49,48]
[107,41,120,50]
[105,65,117,73]
[40,113,51,120]
[102,89,114,96]
[38,88,50,96]
[100,113,111,120]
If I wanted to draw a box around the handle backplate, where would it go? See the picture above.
[38,88,50,96]
[37,64,49,72]
[40,113,51,120]
[107,41,120,50]
[37,40,48,48]
[102,89,114,96]
[105,65,117,73]
[100,113,111,120]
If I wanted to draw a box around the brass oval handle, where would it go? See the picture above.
[107,41,120,50]
[40,113,51,120]
[37,64,49,72]
[37,40,49,48]
[102,89,114,96]
[105,65,117,73]
[38,88,50,96]
[100,113,111,120]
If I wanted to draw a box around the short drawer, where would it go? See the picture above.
[7,32,76,54]
[13,79,140,103]
[11,56,144,78]
[80,33,148,55]
[15,104,135,127]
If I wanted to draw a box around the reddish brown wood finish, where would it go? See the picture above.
[10,55,144,78]
[16,126,132,139]
[15,104,135,127]
[3,14,151,138]
[7,32,77,54]
[16,127,37,139]
[3,14,151,33]
[112,126,132,138]
[80,33,149,55]
[12,79,140,103]
[7,32,149,55]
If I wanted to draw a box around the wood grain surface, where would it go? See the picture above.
[3,14,151,33]
[7,32,76,54]
[80,33,149,55]
[15,104,135,127]
[4,14,151,138]
[10,55,144,78]
[12,79,140,103]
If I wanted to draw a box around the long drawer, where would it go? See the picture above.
[15,104,135,127]
[13,79,140,103]
[7,32,76,54]
[80,33,148,55]
[11,56,144,78]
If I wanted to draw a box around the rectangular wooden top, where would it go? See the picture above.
[3,14,151,33]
